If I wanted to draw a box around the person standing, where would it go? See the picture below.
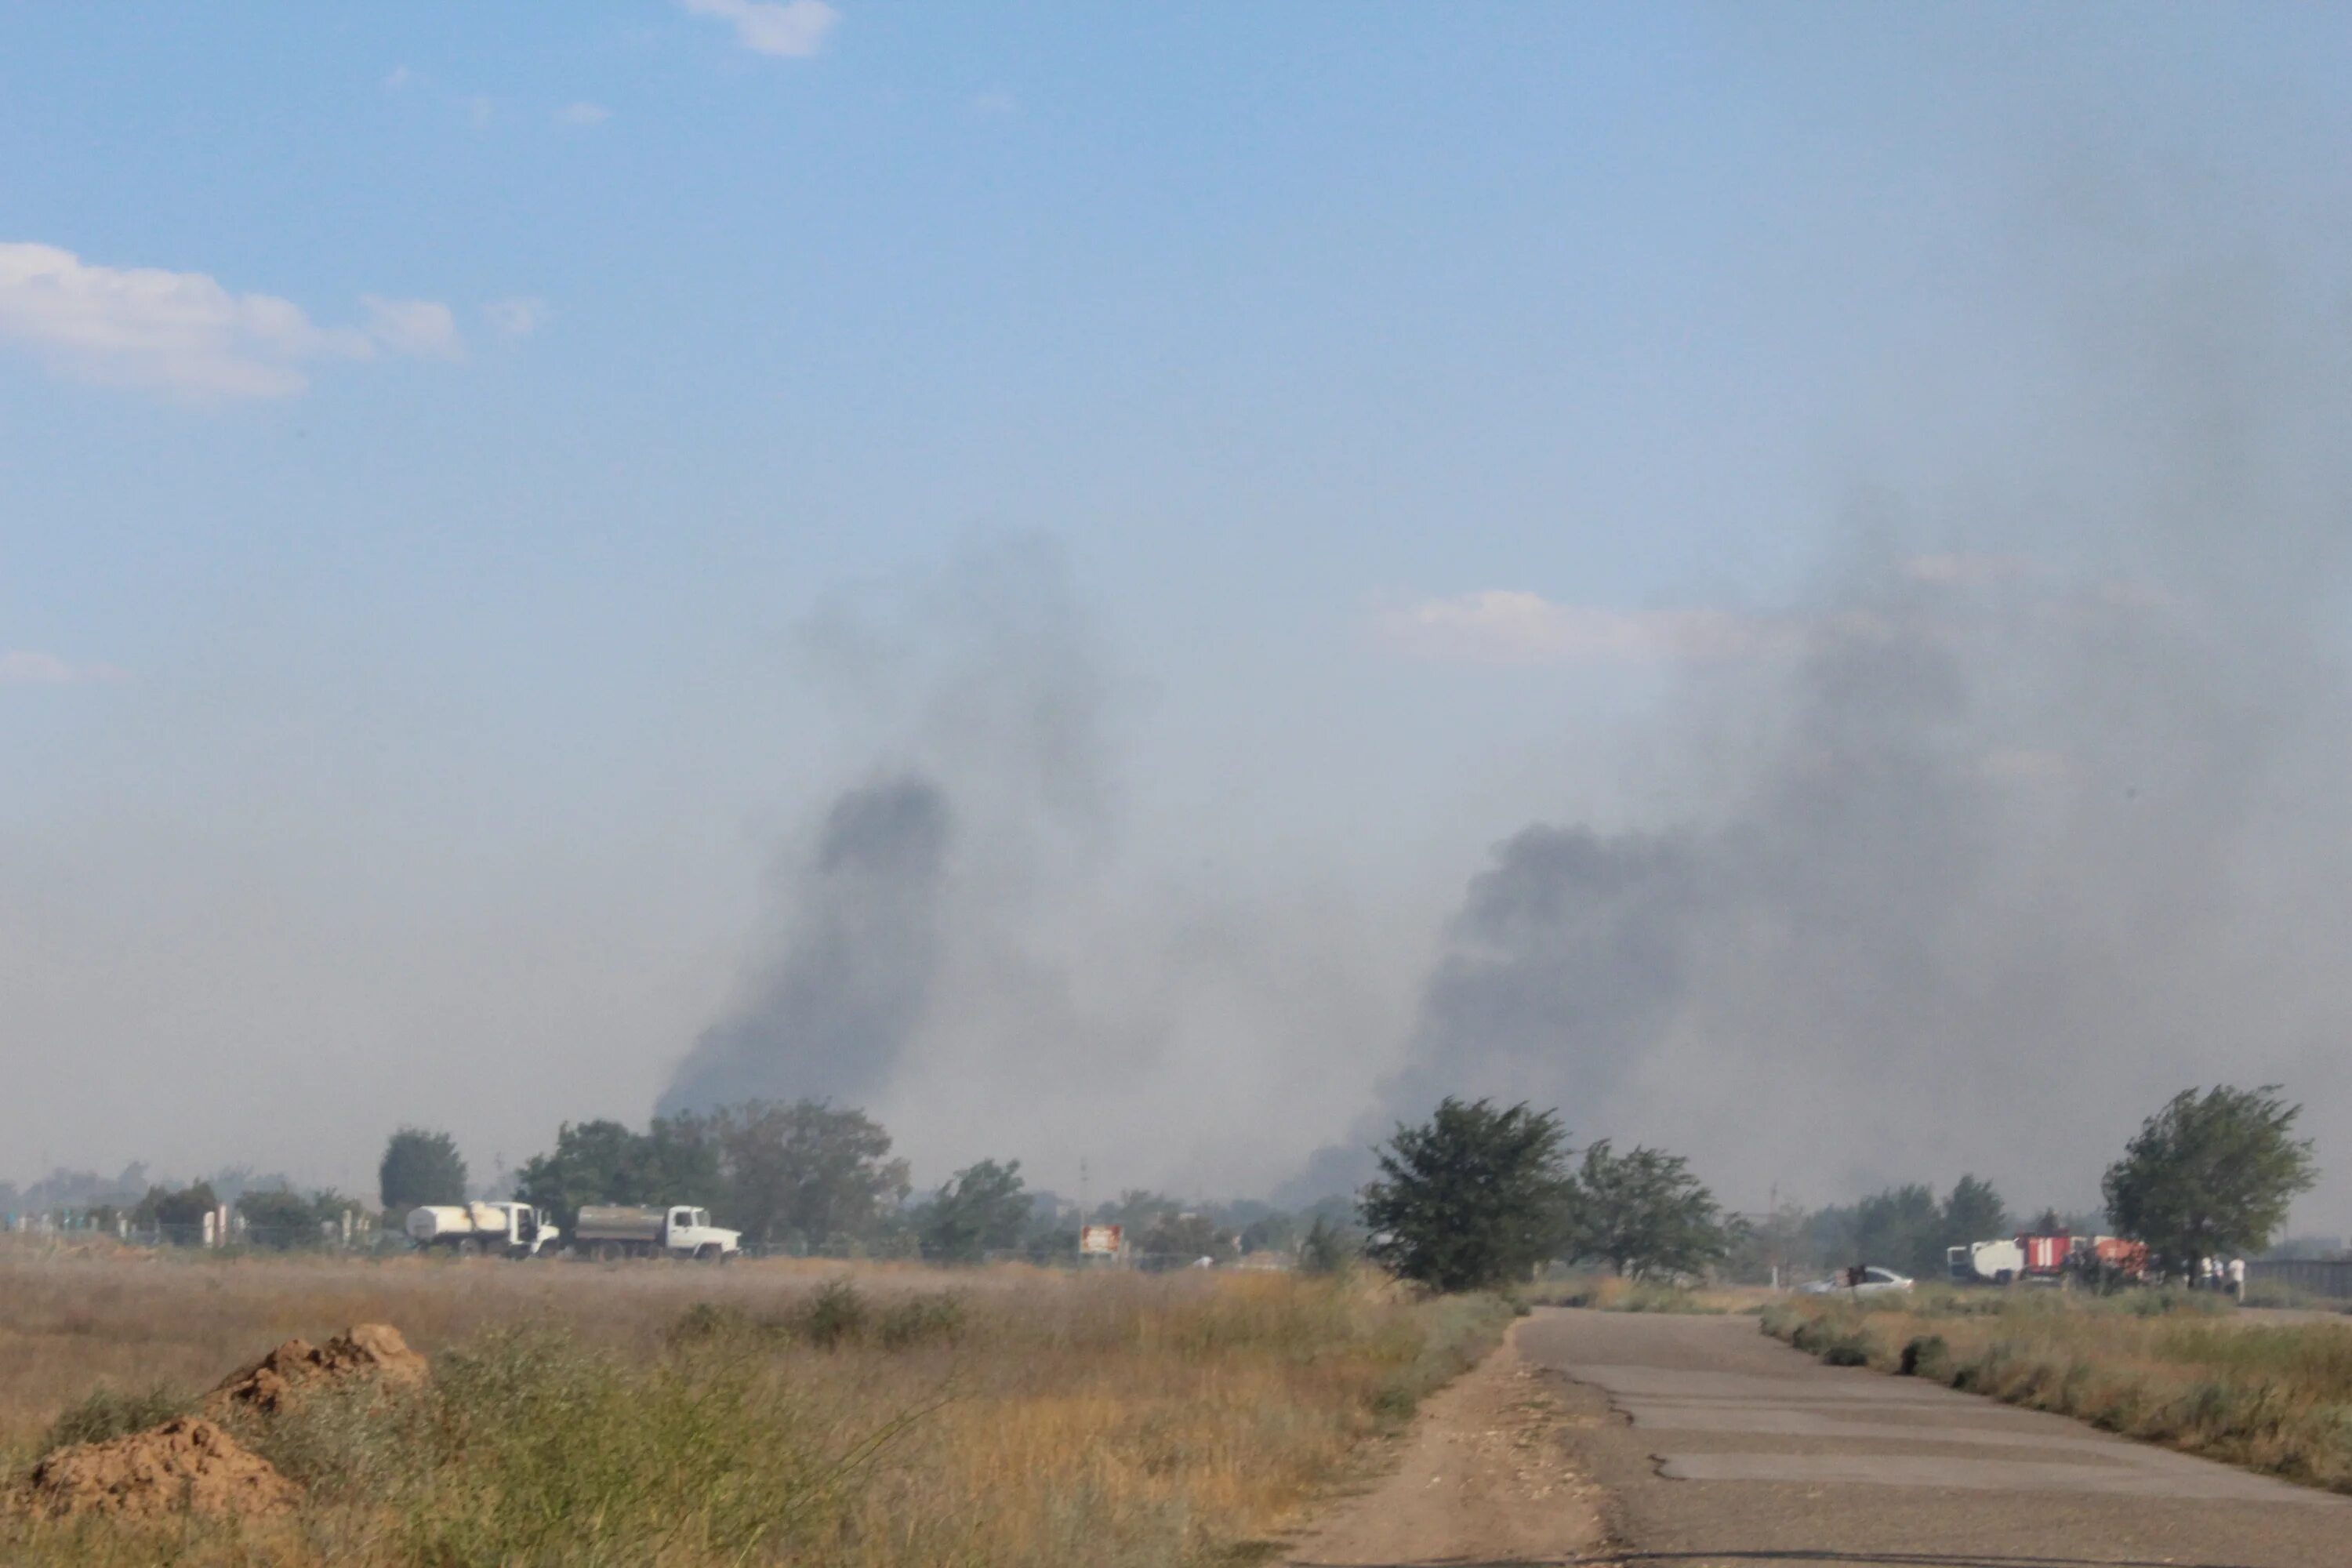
[2227,1257,2246,1301]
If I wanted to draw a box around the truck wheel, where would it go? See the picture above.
[696,1243,720,1262]
[456,1239,481,1259]
[594,1241,619,1263]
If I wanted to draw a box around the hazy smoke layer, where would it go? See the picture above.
[659,775,953,1114]
[1300,241,2352,1217]
[1313,555,2352,1215]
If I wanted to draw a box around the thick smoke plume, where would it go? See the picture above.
[659,775,952,1114]
[657,534,1410,1192]
[657,533,1119,1123]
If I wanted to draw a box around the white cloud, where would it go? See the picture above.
[361,296,463,359]
[0,242,463,399]
[1378,590,1792,665]
[0,651,125,686]
[678,0,838,58]
[970,89,1019,118]
[556,100,612,126]
[483,296,550,338]
[383,64,414,92]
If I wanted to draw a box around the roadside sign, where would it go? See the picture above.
[1080,1223,1122,1257]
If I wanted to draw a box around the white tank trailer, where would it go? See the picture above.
[406,1200,559,1258]
[572,1203,740,1261]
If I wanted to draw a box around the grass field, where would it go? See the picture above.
[0,1243,1512,1566]
[1764,1287,2352,1493]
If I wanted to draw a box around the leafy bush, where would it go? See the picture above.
[1898,1334,1953,1381]
[1777,1308,1878,1367]
[876,1292,967,1349]
[795,1279,873,1348]
[38,1385,192,1454]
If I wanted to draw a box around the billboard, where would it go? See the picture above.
[1079,1223,1123,1257]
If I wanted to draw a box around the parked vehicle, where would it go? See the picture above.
[406,1201,558,1258]
[1946,1237,2025,1284]
[1797,1265,1913,1296]
[572,1203,740,1261]
[1947,1232,2150,1286]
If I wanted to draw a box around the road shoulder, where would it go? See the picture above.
[1283,1316,1602,1567]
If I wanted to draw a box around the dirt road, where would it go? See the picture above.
[1285,1317,1601,1566]
[1523,1307,2350,1566]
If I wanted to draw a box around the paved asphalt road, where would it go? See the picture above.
[1519,1308,2349,1568]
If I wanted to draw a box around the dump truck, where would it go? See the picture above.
[573,1203,740,1261]
[405,1200,558,1258]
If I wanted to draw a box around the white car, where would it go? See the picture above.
[1797,1265,1914,1296]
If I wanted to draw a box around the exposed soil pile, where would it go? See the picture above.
[19,1417,299,1521]
[13,1323,429,1525]
[208,1321,429,1416]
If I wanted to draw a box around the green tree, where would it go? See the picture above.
[378,1127,468,1212]
[920,1158,1029,1263]
[1298,1214,1358,1276]
[1853,1184,1944,1279]
[236,1188,326,1249]
[1239,1212,1297,1254]
[515,1114,722,1232]
[1138,1210,1229,1266]
[2103,1084,2318,1276]
[133,1181,219,1243]
[708,1100,910,1250]
[1568,1140,1733,1279]
[1360,1098,1574,1293]
[1938,1174,2008,1252]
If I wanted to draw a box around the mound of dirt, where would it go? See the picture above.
[20,1417,299,1521]
[208,1322,429,1416]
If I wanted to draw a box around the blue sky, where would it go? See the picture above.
[6,5,2352,1212]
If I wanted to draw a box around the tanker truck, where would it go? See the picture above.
[573,1203,740,1261]
[406,1200,558,1258]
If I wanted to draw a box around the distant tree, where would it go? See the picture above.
[236,1188,325,1249]
[920,1159,1030,1263]
[1094,1189,1185,1230]
[1853,1184,1944,1279]
[1023,1201,1081,1265]
[1138,1210,1229,1265]
[1360,1098,1574,1293]
[134,1181,219,1243]
[1567,1140,1733,1279]
[709,1100,910,1249]
[1722,1201,1813,1286]
[379,1128,469,1212]
[1298,1214,1358,1276]
[1239,1212,1298,1254]
[2103,1085,2318,1276]
[1939,1175,2008,1249]
[515,1114,721,1232]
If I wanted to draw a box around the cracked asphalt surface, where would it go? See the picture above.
[1519,1308,2349,1568]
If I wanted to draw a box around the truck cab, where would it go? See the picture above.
[664,1207,741,1261]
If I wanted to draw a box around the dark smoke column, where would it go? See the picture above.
[659,774,952,1116]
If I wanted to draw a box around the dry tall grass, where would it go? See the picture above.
[1764,1289,2352,1492]
[0,1245,1510,1566]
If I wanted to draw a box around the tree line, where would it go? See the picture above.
[15,1081,2317,1281]
[380,1102,1359,1264]
[1357,1083,2319,1293]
